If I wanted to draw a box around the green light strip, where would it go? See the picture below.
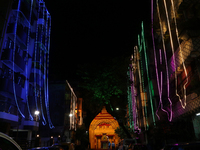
[137,37,149,130]
[141,22,156,126]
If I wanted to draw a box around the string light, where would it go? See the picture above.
[129,63,137,130]
[141,23,156,125]
[34,0,39,114]
[39,1,47,126]
[26,0,34,120]
[162,0,187,109]
[127,70,134,130]
[45,11,54,129]
[153,0,172,121]
[137,39,148,130]
[12,0,25,118]
[170,0,188,109]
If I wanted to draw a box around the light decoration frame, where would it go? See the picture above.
[151,0,173,121]
[7,0,54,127]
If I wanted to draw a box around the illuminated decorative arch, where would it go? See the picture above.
[89,106,120,149]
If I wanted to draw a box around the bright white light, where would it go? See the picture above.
[116,108,119,111]
[69,114,73,117]
[196,112,200,116]
[37,134,39,137]
[34,110,40,115]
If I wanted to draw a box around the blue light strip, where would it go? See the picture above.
[46,12,54,129]
[39,1,47,125]
[13,0,25,118]
[34,1,39,114]
[26,0,34,120]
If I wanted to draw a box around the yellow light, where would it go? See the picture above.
[162,0,188,109]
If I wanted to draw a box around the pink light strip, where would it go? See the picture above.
[152,0,173,121]
[159,49,162,65]
[129,64,137,130]
[156,0,173,121]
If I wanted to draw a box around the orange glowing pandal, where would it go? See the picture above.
[162,0,188,109]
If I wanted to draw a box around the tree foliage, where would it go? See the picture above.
[77,55,130,129]
[77,56,129,106]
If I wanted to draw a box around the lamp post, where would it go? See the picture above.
[34,110,40,121]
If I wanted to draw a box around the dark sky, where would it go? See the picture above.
[44,0,151,81]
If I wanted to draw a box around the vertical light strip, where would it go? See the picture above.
[141,22,156,125]
[34,1,39,113]
[133,49,140,130]
[39,1,46,125]
[129,64,137,130]
[170,0,188,109]
[127,70,133,129]
[159,49,162,65]
[137,37,148,130]
[46,12,54,129]
[26,0,33,120]
[153,0,173,121]
[162,0,184,109]
[13,0,25,118]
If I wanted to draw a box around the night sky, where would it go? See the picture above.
[44,0,151,81]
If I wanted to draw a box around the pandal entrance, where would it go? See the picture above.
[89,106,120,149]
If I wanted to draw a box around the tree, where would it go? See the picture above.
[77,56,129,110]
[77,55,133,138]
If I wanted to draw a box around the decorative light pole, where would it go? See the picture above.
[34,110,40,121]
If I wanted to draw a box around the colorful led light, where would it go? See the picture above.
[129,63,137,130]
[136,40,148,130]
[127,70,134,129]
[141,23,156,125]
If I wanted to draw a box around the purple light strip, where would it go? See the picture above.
[170,0,188,109]
[129,64,137,130]
[151,0,173,121]
[156,0,172,121]
[160,49,162,65]
[163,49,173,121]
